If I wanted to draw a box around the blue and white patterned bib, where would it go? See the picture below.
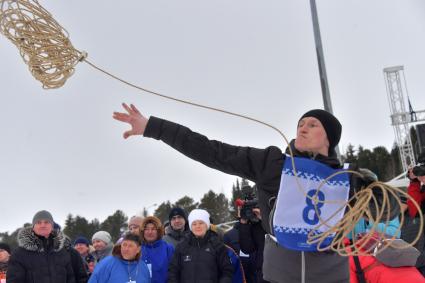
[273,155,350,251]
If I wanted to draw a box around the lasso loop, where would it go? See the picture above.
[0,0,83,89]
[1,0,422,257]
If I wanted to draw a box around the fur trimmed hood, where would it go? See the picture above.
[17,226,66,253]
[141,216,164,242]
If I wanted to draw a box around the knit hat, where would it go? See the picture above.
[299,109,342,154]
[0,243,11,254]
[188,209,210,230]
[413,164,425,177]
[32,210,54,225]
[74,236,90,247]
[53,222,61,231]
[92,231,112,245]
[168,207,187,221]
[128,216,144,229]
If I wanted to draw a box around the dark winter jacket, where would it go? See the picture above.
[144,116,400,283]
[223,223,256,283]
[239,221,267,283]
[163,228,190,248]
[168,230,233,283]
[64,237,89,283]
[81,253,95,277]
[226,246,245,283]
[223,223,240,254]
[145,116,399,226]
[6,227,76,283]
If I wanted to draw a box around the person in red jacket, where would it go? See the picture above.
[404,159,425,275]
[407,161,425,219]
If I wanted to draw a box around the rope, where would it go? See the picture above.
[0,0,83,89]
[1,0,423,257]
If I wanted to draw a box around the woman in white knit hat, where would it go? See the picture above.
[168,209,233,283]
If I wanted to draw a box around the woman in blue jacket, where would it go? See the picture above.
[88,233,150,283]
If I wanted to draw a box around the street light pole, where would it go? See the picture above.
[143,203,158,217]
[309,0,340,158]
[309,0,333,114]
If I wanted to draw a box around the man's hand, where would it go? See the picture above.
[113,103,148,139]
[401,203,408,213]
[252,208,262,220]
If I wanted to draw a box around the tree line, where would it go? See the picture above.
[0,178,250,250]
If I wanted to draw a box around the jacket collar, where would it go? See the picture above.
[143,238,163,248]
[188,230,217,247]
[285,139,341,169]
[17,226,66,252]
[168,228,188,240]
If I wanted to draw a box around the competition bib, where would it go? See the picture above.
[273,155,350,251]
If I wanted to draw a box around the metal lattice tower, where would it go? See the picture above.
[384,66,415,172]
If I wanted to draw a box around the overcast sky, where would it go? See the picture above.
[1,0,424,234]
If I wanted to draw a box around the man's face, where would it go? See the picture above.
[74,243,89,256]
[92,239,107,251]
[120,240,140,260]
[295,117,329,156]
[128,224,141,236]
[33,220,53,238]
[170,215,186,231]
[143,223,158,243]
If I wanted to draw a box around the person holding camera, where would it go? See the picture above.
[238,200,268,283]
[404,154,425,275]
[113,104,400,283]
[406,155,425,220]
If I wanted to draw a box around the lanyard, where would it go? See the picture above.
[127,261,139,282]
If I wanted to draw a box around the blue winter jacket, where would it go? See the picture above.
[227,246,245,283]
[88,255,150,283]
[141,239,174,283]
[350,217,401,239]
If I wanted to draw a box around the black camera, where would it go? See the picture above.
[239,185,259,223]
